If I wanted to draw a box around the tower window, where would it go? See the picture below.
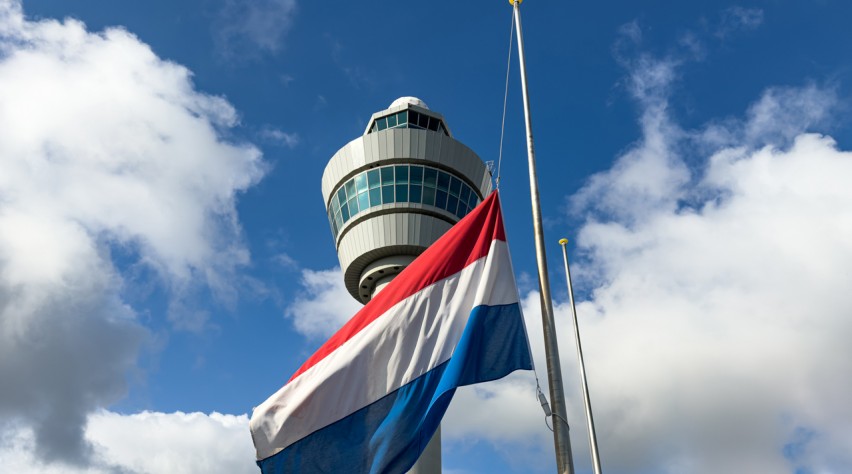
[328,164,481,238]
[366,110,449,136]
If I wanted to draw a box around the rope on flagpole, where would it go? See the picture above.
[495,5,515,190]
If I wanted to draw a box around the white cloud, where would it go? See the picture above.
[260,127,300,148]
[569,132,852,474]
[0,411,256,474]
[572,56,689,225]
[715,7,764,39]
[0,0,264,468]
[444,373,554,472]
[271,252,299,270]
[744,84,837,145]
[451,59,852,474]
[285,267,362,339]
[617,20,642,45]
[213,0,297,60]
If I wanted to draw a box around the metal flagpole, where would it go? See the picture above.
[559,238,603,474]
[510,1,575,473]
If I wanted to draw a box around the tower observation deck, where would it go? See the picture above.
[322,97,493,304]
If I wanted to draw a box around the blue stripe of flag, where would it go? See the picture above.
[258,302,532,474]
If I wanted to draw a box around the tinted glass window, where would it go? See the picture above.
[367,110,448,135]
[395,165,409,183]
[329,164,479,238]
[459,185,470,204]
[409,184,422,203]
[382,184,394,203]
[367,169,380,188]
[355,174,367,192]
[410,166,423,184]
[447,195,459,215]
[381,167,394,184]
[423,168,437,187]
[437,172,450,192]
[422,186,436,206]
[369,187,381,206]
[449,177,461,197]
[395,184,408,202]
[435,190,448,209]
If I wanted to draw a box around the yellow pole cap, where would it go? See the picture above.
[558,238,569,245]
[509,0,523,4]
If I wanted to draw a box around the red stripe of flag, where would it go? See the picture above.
[287,191,506,383]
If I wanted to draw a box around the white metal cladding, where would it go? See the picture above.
[336,213,452,300]
[321,128,491,205]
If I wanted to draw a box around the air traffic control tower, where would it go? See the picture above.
[321,97,492,472]
[322,97,492,303]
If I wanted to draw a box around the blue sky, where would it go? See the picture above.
[2,0,852,473]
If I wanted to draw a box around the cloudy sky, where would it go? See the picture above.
[1,0,851,473]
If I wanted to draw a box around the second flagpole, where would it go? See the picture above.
[510,1,575,473]
[560,239,603,474]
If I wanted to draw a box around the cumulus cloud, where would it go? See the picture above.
[285,267,362,339]
[572,55,689,225]
[0,411,255,474]
[452,54,852,474]
[743,84,837,145]
[567,132,852,473]
[0,0,263,468]
[443,372,553,472]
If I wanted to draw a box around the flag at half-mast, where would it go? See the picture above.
[250,191,533,473]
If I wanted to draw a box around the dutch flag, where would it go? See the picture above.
[250,191,533,473]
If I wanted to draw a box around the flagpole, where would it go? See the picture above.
[510,1,575,473]
[559,239,603,474]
